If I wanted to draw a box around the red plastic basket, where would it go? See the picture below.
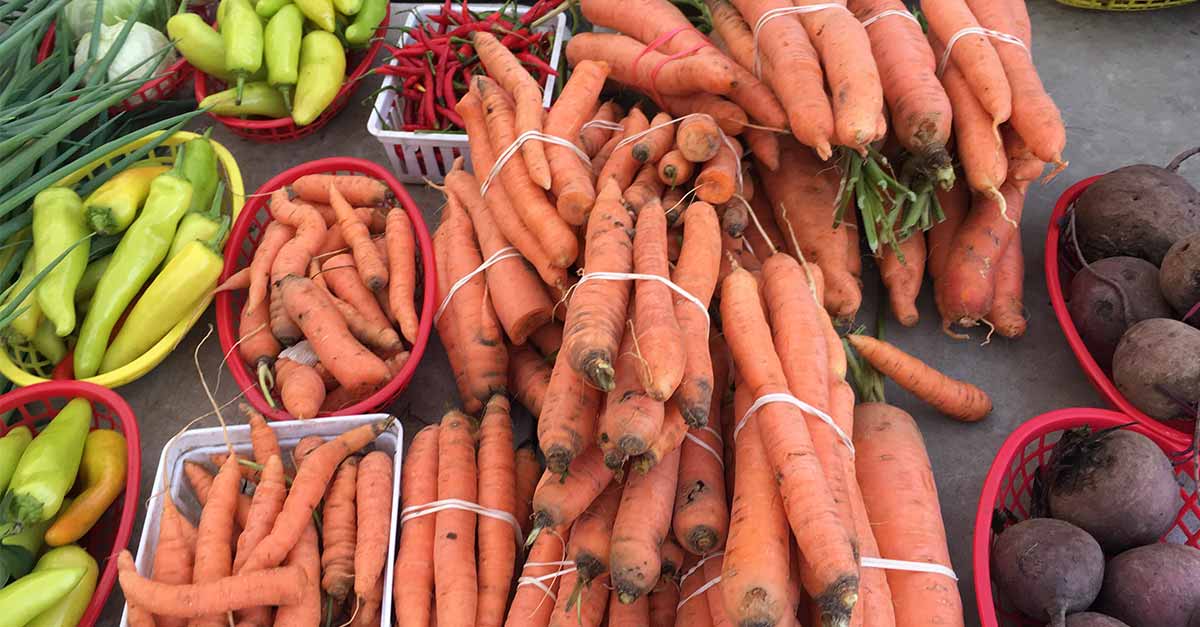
[0,381,141,627]
[36,23,194,113]
[214,157,436,420]
[193,25,385,143]
[973,408,1196,626]
[1045,176,1193,439]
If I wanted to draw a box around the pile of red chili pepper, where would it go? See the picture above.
[377,0,569,132]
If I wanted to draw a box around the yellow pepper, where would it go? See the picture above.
[44,430,126,547]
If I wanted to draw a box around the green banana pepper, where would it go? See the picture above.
[0,427,31,496]
[222,0,265,102]
[74,168,193,379]
[168,180,228,264]
[3,251,42,342]
[345,0,385,45]
[74,255,111,304]
[295,0,335,31]
[199,81,290,118]
[26,546,98,627]
[334,0,361,16]
[256,0,291,18]
[31,320,66,366]
[0,567,85,626]
[167,12,235,82]
[32,188,89,337]
[101,221,228,373]
[265,4,303,110]
[292,31,345,126]
[177,131,219,215]
[1,398,90,527]
[82,165,169,235]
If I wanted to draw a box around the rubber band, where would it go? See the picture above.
[684,429,724,469]
[860,8,919,28]
[630,26,689,80]
[516,565,577,601]
[733,392,854,456]
[646,42,709,106]
[751,4,850,77]
[613,113,741,194]
[573,271,710,330]
[480,131,591,197]
[676,551,724,610]
[580,119,625,133]
[677,574,722,610]
[434,247,521,324]
[861,556,958,581]
[936,27,1029,77]
[279,341,318,366]
[401,498,524,547]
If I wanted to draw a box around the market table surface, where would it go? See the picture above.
[99,2,1200,624]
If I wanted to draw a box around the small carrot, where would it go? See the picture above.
[529,445,615,542]
[633,196,686,401]
[477,397,517,627]
[275,357,325,419]
[273,522,320,626]
[598,108,652,192]
[348,571,385,627]
[508,343,552,418]
[566,33,738,98]
[662,94,748,137]
[921,0,1012,125]
[355,451,394,603]
[562,480,621,609]
[395,425,439,627]
[624,163,666,211]
[676,115,723,163]
[545,60,610,226]
[579,101,623,158]
[472,31,552,190]
[191,454,242,627]
[696,138,743,205]
[846,334,991,421]
[601,324,666,462]
[634,112,679,164]
[328,185,388,290]
[610,445,682,603]
[320,457,357,601]
[435,411,478,627]
[879,232,927,328]
[117,551,306,618]
[385,207,420,344]
[658,150,695,187]
[183,461,250,529]
[246,221,294,313]
[291,435,324,469]
[504,525,569,627]
[513,444,542,539]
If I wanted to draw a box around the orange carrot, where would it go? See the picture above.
[191,454,242,627]
[632,196,686,400]
[151,491,196,627]
[634,113,679,165]
[291,435,324,469]
[658,150,694,187]
[931,34,1006,205]
[742,127,780,171]
[846,334,991,421]
[673,396,728,555]
[239,299,282,403]
[384,208,420,344]
[472,31,552,190]
[670,201,721,425]
[879,233,927,327]
[433,173,484,415]
[649,579,679,627]
[561,479,620,611]
[696,138,743,205]
[325,291,403,353]
[926,178,967,283]
[215,266,251,293]
[529,322,563,359]
[921,0,1012,125]
[435,411,478,627]
[233,454,287,584]
[548,572,609,627]
[348,572,385,627]
[600,323,666,463]
[624,163,665,211]
[675,114,723,163]
[117,551,305,618]
[987,228,1026,339]
[744,190,786,261]
[293,174,387,207]
[662,94,748,137]
[274,357,325,419]
[590,132,623,175]
[318,457,358,601]
[543,61,608,227]
[514,445,541,539]
[355,451,393,604]
[579,101,623,158]
[476,396,517,627]
[610,445,681,603]
[609,588,650,626]
[273,522,320,626]
[676,555,716,627]
[508,343,552,418]
[854,403,963,627]
[269,286,302,346]
[566,33,737,97]
[246,221,294,313]
[560,180,634,391]
[504,524,569,627]
[632,399,687,475]
[936,181,1024,327]
[328,185,388,290]
[703,554,735,627]
[844,402,895,627]
[473,76,578,268]
[537,350,604,474]
[183,461,251,530]
[268,189,327,286]
[529,445,615,541]
[395,425,439,627]
[598,108,652,192]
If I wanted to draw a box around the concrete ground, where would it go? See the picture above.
[100,2,1200,624]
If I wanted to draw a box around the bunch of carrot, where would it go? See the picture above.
[120,406,396,627]
[223,172,421,418]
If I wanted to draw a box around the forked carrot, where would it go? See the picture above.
[395,425,439,627]
[472,31,552,190]
[921,0,1012,125]
[846,334,991,421]
[435,411,478,627]
[476,397,517,627]
[879,233,927,327]
[936,181,1024,327]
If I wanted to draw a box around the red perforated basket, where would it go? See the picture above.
[0,381,141,627]
[193,26,385,143]
[973,408,1196,626]
[1045,176,1192,439]
[214,157,436,420]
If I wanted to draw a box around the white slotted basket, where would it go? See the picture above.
[120,414,403,627]
[367,3,568,183]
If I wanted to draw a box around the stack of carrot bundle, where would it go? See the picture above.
[119,407,396,626]
[224,173,421,418]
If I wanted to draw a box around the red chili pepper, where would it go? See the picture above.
[442,61,460,117]
[422,63,436,127]
[404,75,421,89]
[51,351,74,380]
[516,52,557,76]
[437,104,465,128]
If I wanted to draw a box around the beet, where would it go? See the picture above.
[992,518,1104,626]
[1160,233,1200,317]
[1112,318,1200,420]
[1099,542,1200,627]
[1066,613,1132,627]
[1067,256,1173,370]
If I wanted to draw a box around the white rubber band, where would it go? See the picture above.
[516,565,577,601]
[573,271,710,330]
[936,26,1029,77]
[677,574,722,610]
[613,113,713,153]
[580,119,625,132]
[860,8,919,28]
[684,429,724,469]
[279,341,318,366]
[733,392,854,456]
[676,551,725,610]
[861,556,958,581]
[751,4,851,78]
[480,131,591,197]
[401,498,524,547]
[434,246,521,325]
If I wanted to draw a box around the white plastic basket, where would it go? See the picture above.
[367,3,569,183]
[120,414,403,627]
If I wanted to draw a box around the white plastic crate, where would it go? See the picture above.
[120,414,403,627]
[368,3,568,183]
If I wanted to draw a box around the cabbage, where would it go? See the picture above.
[63,0,173,43]
[74,21,176,83]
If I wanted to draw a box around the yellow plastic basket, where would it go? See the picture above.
[0,130,245,388]
[1056,0,1195,10]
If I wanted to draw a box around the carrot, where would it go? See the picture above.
[631,114,677,165]
[317,223,349,256]
[591,132,622,175]
[233,454,287,584]
[325,291,403,353]
[579,101,623,158]
[657,150,694,187]
[561,480,621,610]
[273,522,320,626]
[599,108,652,191]
[696,138,742,205]
[191,454,242,627]
[293,174,387,207]
[355,450,393,604]
[566,33,737,98]
[846,334,991,421]
[854,403,964,627]
[721,381,793,627]
[268,189,326,283]
[600,323,666,462]
[278,276,391,397]
[649,579,679,627]
[529,322,563,359]
[328,185,388,290]
[560,180,634,391]
[476,396,517,627]
[446,163,553,344]
[631,197,686,400]
[508,343,552,418]
[432,178,483,416]
[675,556,716,627]
[537,350,604,473]
[610,445,681,603]
[395,425,439,627]
[548,572,609,627]
[238,419,388,573]
[879,231,927,328]
[721,267,860,623]
[931,34,1006,206]
[986,228,1026,339]
[673,393,728,555]
[845,419,896,627]
[274,357,325,419]
[383,208,420,344]
[320,457,358,601]
[744,190,786,261]
[742,127,780,171]
[921,0,1012,125]
[702,554,735,627]
[215,267,251,293]
[117,551,306,618]
[529,445,615,542]
[472,31,552,190]
[183,461,251,529]
[151,492,195,627]
[925,179,968,282]
[633,399,687,474]
[348,573,384,627]
[514,444,542,539]
[624,163,666,211]
[238,298,281,405]
[291,435,324,469]
[675,115,723,163]
[504,525,569,627]
[269,286,302,346]
[543,61,608,227]
[936,181,1024,326]
[609,588,650,626]
[457,90,567,290]
[245,221,294,313]
[473,76,578,268]
[1003,125,1046,188]
[662,95,748,137]
[435,411,478,627]
[762,139,861,320]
